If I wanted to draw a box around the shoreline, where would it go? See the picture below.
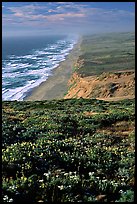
[24,37,82,101]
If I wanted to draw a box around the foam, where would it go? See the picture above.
[2,36,78,101]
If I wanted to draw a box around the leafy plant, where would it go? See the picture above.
[2,98,135,202]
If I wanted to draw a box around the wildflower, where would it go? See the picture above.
[40,183,45,188]
[89,172,94,176]
[39,179,44,182]
[43,173,48,177]
[3,195,8,201]
[9,198,13,202]
[58,185,64,190]
[102,179,107,182]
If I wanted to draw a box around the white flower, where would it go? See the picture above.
[3,195,8,200]
[43,173,48,177]
[89,172,94,176]
[9,198,13,202]
[119,190,124,194]
[58,185,64,190]
[4,195,8,198]
[39,179,44,182]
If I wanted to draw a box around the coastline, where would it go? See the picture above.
[24,37,82,101]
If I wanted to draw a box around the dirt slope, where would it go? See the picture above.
[64,70,135,101]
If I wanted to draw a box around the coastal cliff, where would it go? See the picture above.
[64,71,135,101]
[64,32,135,101]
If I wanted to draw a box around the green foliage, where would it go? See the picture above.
[2,98,135,202]
[76,32,135,76]
[116,190,134,202]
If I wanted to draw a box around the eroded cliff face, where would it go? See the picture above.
[64,71,135,101]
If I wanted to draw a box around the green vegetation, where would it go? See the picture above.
[2,98,135,202]
[76,32,135,76]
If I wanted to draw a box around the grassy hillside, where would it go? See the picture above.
[75,32,135,76]
[2,98,135,202]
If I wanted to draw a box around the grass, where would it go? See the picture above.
[76,32,135,76]
[2,98,135,202]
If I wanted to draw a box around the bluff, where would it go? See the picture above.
[64,71,135,101]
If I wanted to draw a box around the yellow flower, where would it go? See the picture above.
[40,153,43,157]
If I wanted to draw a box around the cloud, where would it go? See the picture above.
[8,4,38,15]
[4,3,86,24]
[14,12,24,17]
[48,9,56,13]
[5,3,135,24]
[44,12,85,21]
[31,12,84,21]
[2,2,135,36]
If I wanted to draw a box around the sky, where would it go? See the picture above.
[2,2,135,37]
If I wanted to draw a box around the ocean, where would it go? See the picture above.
[2,35,78,101]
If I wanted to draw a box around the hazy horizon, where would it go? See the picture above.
[2,2,135,37]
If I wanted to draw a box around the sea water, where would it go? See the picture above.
[2,35,78,101]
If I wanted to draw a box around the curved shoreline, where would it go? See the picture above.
[24,38,82,101]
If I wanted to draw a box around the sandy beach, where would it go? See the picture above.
[24,38,82,101]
